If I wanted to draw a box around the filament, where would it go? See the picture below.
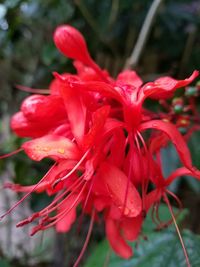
[164,193,191,267]
[73,208,95,267]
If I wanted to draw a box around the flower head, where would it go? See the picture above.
[1,24,200,266]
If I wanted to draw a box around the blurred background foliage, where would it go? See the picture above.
[0,0,200,266]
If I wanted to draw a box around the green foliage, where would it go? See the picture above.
[84,205,199,267]
[84,230,200,267]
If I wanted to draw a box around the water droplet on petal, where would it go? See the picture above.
[124,207,130,216]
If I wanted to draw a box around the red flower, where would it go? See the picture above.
[1,24,200,265]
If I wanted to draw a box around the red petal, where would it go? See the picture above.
[21,94,66,122]
[56,194,78,232]
[22,135,80,161]
[82,106,110,149]
[142,71,199,99]
[149,133,169,154]
[121,216,143,241]
[55,73,86,144]
[93,197,111,211]
[11,112,49,138]
[117,70,143,88]
[105,217,133,259]
[140,120,193,170]
[101,118,124,140]
[166,167,200,186]
[71,80,122,102]
[108,129,126,168]
[74,60,110,82]
[49,73,74,95]
[99,162,142,217]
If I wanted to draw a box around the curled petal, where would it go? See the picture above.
[140,120,193,170]
[142,71,199,99]
[22,135,80,161]
[105,217,133,259]
[166,167,200,186]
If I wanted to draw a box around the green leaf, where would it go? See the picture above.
[85,230,200,267]
[85,239,110,267]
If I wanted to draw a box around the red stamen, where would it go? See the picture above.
[163,193,191,267]
[30,182,87,234]
[135,133,145,210]
[78,175,96,232]
[0,148,23,159]
[15,84,50,94]
[0,163,56,220]
[137,131,150,194]
[53,149,90,188]
[121,133,133,218]
[40,179,84,219]
[17,177,85,227]
[151,203,160,226]
[73,209,95,267]
[166,189,183,210]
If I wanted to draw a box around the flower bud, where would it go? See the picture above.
[53,25,91,65]
[53,25,108,82]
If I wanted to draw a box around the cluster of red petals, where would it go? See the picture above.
[3,24,200,261]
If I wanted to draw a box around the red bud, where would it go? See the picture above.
[53,25,91,65]
[53,25,108,82]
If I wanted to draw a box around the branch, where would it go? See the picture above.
[124,0,164,69]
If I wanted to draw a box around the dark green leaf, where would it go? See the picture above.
[85,230,200,267]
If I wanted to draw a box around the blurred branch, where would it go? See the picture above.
[124,0,164,69]
[74,0,100,37]
[108,0,119,29]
